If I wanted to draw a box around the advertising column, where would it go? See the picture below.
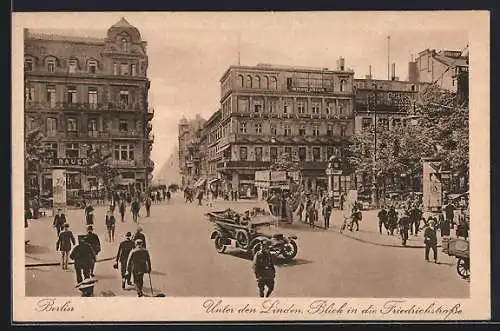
[52,168,67,211]
[422,159,443,212]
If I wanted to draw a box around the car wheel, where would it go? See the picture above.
[252,241,262,257]
[282,240,298,260]
[214,234,226,253]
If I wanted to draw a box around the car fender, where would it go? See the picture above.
[210,230,222,239]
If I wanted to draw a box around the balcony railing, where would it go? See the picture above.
[114,130,141,137]
[24,101,143,112]
[111,159,136,167]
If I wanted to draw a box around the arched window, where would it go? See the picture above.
[24,57,34,72]
[246,75,252,88]
[237,75,244,87]
[88,59,98,74]
[255,76,261,88]
[265,76,269,89]
[121,38,128,52]
[271,76,278,89]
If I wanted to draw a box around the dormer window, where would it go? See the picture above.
[120,63,129,76]
[121,38,128,52]
[24,58,33,72]
[47,59,55,73]
[88,60,97,74]
[68,59,77,73]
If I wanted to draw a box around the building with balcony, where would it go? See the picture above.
[178,114,205,187]
[24,17,154,198]
[215,60,356,195]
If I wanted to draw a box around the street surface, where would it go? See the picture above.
[25,193,469,297]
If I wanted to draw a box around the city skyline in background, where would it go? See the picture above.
[18,12,469,180]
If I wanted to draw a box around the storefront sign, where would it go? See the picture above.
[52,169,67,209]
[270,171,287,182]
[47,158,89,167]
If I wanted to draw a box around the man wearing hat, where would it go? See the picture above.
[252,239,276,297]
[56,223,76,270]
[53,208,67,236]
[70,235,96,284]
[126,239,152,297]
[85,225,101,277]
[132,227,147,249]
[424,218,438,263]
[115,232,135,289]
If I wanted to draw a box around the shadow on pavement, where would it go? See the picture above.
[25,244,51,255]
[151,270,167,276]
[275,258,312,267]
[226,250,253,261]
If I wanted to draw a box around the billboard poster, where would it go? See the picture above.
[52,169,67,210]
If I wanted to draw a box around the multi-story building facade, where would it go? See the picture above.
[201,110,222,179]
[215,61,356,195]
[177,114,205,186]
[24,18,154,198]
[409,49,468,93]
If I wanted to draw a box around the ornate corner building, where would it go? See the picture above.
[24,17,154,198]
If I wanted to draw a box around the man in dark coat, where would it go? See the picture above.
[126,239,152,297]
[445,201,455,225]
[56,223,75,270]
[84,202,94,225]
[424,219,439,263]
[131,198,140,223]
[70,235,96,284]
[387,206,398,235]
[398,211,411,246]
[377,206,389,235]
[145,196,152,217]
[119,200,126,222]
[85,225,101,277]
[132,227,147,249]
[252,240,276,297]
[323,201,332,229]
[53,208,67,236]
[115,232,135,289]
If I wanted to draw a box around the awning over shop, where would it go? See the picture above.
[194,178,207,188]
[219,144,231,153]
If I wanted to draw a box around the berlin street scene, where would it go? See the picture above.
[23,13,470,298]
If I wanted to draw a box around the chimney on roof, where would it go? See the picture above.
[337,57,345,71]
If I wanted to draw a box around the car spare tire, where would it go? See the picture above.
[235,229,250,249]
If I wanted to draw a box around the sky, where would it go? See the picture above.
[14,11,472,177]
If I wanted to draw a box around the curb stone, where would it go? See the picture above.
[26,256,115,268]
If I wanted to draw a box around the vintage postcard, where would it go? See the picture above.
[12,11,490,322]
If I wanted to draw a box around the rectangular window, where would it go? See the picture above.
[65,143,79,158]
[239,122,247,133]
[88,88,98,108]
[284,124,291,136]
[46,117,57,137]
[312,102,321,114]
[67,118,77,132]
[131,64,137,76]
[120,63,129,76]
[313,147,321,161]
[270,125,277,136]
[284,147,292,155]
[238,98,249,112]
[114,144,135,160]
[68,87,77,104]
[269,99,276,112]
[393,118,401,128]
[47,86,56,108]
[44,143,58,158]
[313,125,320,136]
[327,125,334,136]
[47,59,55,73]
[24,58,33,72]
[255,147,263,161]
[27,117,36,131]
[299,125,306,136]
[297,101,306,114]
[255,123,262,134]
[25,86,35,103]
[68,60,77,73]
[88,60,97,74]
[119,120,129,132]
[120,90,129,108]
[113,63,119,75]
[340,125,347,137]
[298,147,307,161]
[270,147,278,162]
[283,104,289,114]
[327,146,336,159]
[88,118,97,132]
[240,147,248,161]
[362,117,373,130]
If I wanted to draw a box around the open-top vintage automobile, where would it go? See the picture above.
[205,201,298,261]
